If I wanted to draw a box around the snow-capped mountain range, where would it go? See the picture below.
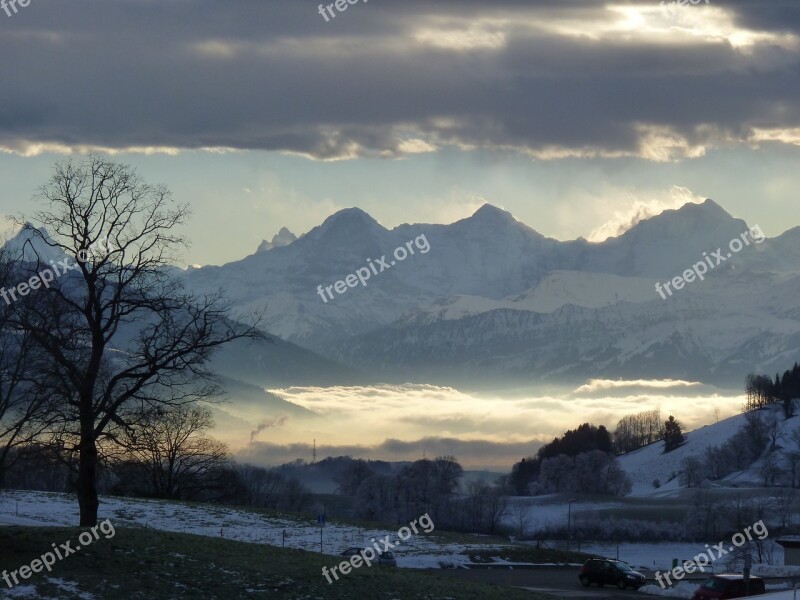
[176,199,800,387]
[7,201,799,388]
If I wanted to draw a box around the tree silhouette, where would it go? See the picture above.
[663,416,684,453]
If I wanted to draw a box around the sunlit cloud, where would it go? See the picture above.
[587,185,706,242]
[750,127,800,147]
[414,19,508,51]
[211,382,744,468]
[575,378,703,393]
[547,4,800,54]
[0,142,183,158]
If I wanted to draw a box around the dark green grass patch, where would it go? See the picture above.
[0,526,555,599]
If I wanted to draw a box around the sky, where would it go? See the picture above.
[1,1,800,266]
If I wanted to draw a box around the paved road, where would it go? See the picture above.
[432,567,669,598]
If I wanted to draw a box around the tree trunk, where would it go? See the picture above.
[78,407,98,526]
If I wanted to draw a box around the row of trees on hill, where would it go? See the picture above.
[613,408,663,453]
[506,413,686,496]
[334,456,508,534]
[507,422,631,496]
[745,363,800,417]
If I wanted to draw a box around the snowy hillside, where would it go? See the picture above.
[620,412,749,496]
[620,407,800,496]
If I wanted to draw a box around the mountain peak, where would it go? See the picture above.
[305,207,386,245]
[456,203,544,239]
[678,198,732,219]
[257,226,297,253]
[319,207,382,231]
[471,203,517,222]
[622,198,739,240]
[2,223,64,263]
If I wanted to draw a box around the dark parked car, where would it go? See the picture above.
[579,558,646,589]
[691,574,766,599]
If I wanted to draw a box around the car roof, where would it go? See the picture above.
[588,558,624,563]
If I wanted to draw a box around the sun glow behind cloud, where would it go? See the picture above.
[551,4,800,53]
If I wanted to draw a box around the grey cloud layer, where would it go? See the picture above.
[1,0,799,159]
[246,436,542,468]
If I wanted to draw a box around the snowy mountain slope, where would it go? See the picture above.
[405,271,657,324]
[337,269,800,385]
[210,334,363,388]
[508,270,657,312]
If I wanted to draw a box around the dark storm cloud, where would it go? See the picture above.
[726,0,800,35]
[1,0,799,159]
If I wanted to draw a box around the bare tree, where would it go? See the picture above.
[120,404,230,499]
[680,456,705,488]
[785,451,800,488]
[513,503,530,539]
[764,411,782,452]
[16,157,261,525]
[486,485,508,535]
[772,488,797,530]
[760,452,781,487]
[613,408,663,453]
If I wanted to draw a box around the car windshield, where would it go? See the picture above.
[701,577,729,591]
[614,561,634,571]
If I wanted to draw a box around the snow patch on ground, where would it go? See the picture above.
[753,565,800,577]
[639,581,698,598]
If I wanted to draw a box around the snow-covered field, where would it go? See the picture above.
[500,495,625,534]
[0,489,500,570]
